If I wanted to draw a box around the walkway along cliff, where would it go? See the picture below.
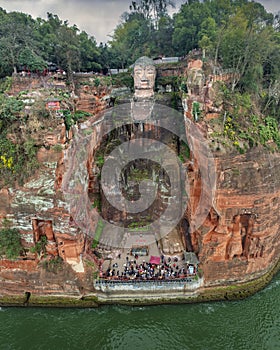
[0,56,279,306]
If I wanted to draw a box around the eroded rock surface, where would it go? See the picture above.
[0,59,279,299]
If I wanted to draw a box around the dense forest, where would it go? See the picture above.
[0,0,279,88]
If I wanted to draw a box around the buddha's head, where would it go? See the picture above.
[133,56,156,98]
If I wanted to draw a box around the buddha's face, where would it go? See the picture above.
[133,64,156,91]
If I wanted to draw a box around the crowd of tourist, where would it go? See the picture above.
[100,254,196,281]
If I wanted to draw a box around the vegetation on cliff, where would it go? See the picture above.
[0,80,39,185]
[209,82,280,153]
[0,0,277,179]
[0,221,23,259]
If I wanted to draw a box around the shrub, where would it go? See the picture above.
[179,141,190,162]
[52,144,63,152]
[74,110,92,121]
[192,101,201,121]
[30,236,47,256]
[61,109,73,130]
[0,95,23,133]
[95,155,105,168]
[0,77,12,93]
[42,256,64,273]
[156,76,179,90]
[94,77,100,87]
[111,72,133,89]
[0,226,23,259]
[258,116,280,149]
[92,197,101,212]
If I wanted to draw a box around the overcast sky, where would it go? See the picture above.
[0,0,279,43]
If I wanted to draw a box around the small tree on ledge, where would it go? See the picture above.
[0,220,23,259]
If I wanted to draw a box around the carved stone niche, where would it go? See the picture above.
[55,233,85,262]
[159,227,185,257]
[226,214,256,260]
[181,218,193,252]
[186,60,205,97]
[32,218,55,242]
[32,218,59,257]
[225,215,243,260]
[239,214,265,259]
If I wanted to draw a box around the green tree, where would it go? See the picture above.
[155,15,175,56]
[219,4,275,92]
[109,13,151,68]
[0,225,23,259]
[35,13,62,64]
[0,9,39,75]
[98,42,112,73]
[0,95,23,133]
[30,235,47,258]
[198,17,218,58]
[262,31,280,118]
[55,23,80,82]
[205,0,233,26]
[18,47,47,72]
[172,1,210,56]
[78,31,101,72]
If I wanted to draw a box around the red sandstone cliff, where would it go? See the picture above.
[182,59,280,286]
[0,63,279,300]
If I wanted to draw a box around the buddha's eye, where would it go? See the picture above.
[134,67,143,75]
[147,68,155,75]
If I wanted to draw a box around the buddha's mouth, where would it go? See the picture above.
[139,81,150,88]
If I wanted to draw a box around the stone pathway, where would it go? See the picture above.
[100,241,189,280]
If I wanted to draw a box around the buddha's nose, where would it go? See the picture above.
[141,71,148,80]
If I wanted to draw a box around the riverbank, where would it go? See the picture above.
[0,257,279,308]
[1,273,279,350]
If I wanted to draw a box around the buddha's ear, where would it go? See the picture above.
[131,64,135,78]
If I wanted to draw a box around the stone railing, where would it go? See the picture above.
[94,276,203,292]
[211,68,240,83]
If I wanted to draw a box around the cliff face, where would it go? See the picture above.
[0,66,279,300]
[189,149,280,286]
[182,59,280,286]
[0,76,110,296]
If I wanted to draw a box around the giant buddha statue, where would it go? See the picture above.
[133,56,156,99]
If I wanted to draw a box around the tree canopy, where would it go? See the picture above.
[0,8,101,78]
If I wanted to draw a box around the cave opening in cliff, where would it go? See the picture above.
[181,218,194,252]
[24,291,31,304]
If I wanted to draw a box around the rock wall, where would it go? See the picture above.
[0,76,109,296]
[74,79,109,114]
[0,65,279,300]
[190,149,280,286]
[182,59,280,286]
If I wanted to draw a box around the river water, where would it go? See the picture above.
[0,272,279,350]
